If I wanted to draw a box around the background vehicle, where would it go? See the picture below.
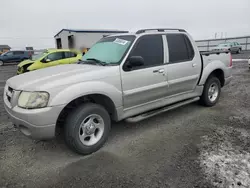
[4,28,232,155]
[211,42,242,54]
[17,49,82,74]
[0,50,31,66]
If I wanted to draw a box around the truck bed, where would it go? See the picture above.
[198,50,232,86]
[200,50,232,68]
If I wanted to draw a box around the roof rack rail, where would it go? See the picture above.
[135,28,186,34]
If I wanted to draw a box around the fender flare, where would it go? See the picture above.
[199,60,226,86]
[49,81,123,108]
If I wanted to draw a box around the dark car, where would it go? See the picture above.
[0,50,31,66]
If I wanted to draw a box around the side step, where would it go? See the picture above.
[125,97,200,123]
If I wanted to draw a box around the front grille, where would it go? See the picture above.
[8,86,13,93]
[5,86,14,104]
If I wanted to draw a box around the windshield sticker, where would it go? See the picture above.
[113,38,129,45]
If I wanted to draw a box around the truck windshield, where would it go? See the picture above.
[82,35,135,65]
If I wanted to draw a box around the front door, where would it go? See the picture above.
[41,52,65,68]
[3,51,15,63]
[121,34,168,110]
[165,33,201,96]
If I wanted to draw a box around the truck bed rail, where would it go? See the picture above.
[200,50,230,56]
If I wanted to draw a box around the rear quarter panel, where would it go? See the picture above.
[199,53,232,85]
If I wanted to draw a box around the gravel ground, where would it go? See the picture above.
[0,53,250,188]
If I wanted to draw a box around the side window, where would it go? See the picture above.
[167,34,193,63]
[13,51,24,55]
[184,35,195,59]
[6,52,13,56]
[46,52,64,61]
[129,35,163,68]
[65,52,77,58]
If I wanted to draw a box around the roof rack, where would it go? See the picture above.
[135,28,186,34]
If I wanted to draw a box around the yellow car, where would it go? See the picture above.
[17,49,82,74]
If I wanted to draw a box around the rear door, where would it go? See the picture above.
[13,51,24,62]
[165,33,201,96]
[235,42,241,51]
[121,34,168,109]
[64,51,78,64]
[230,42,237,52]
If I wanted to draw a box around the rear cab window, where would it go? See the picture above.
[166,33,194,63]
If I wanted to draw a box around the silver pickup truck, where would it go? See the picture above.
[3,28,233,155]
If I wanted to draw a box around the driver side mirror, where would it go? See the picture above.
[124,56,144,71]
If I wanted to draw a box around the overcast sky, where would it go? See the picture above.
[1,0,250,49]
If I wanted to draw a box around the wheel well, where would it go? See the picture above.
[56,94,117,129]
[209,69,225,87]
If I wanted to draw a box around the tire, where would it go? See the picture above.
[200,76,221,107]
[64,103,111,155]
[0,60,4,66]
[237,48,241,54]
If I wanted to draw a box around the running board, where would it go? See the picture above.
[125,97,200,123]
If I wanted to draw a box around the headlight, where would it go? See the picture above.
[18,91,49,109]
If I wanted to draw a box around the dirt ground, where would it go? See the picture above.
[0,53,250,188]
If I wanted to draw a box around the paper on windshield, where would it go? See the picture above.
[113,38,129,45]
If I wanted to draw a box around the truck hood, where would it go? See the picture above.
[6,64,120,91]
[18,59,34,67]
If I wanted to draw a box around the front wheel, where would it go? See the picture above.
[200,76,221,107]
[64,103,111,155]
[0,60,4,66]
[237,49,241,54]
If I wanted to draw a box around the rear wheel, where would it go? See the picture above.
[64,103,111,155]
[200,76,221,107]
[0,61,4,66]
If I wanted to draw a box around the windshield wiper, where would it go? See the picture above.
[85,58,107,66]
[78,59,118,66]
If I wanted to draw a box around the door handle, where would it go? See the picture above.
[192,63,197,67]
[153,69,165,73]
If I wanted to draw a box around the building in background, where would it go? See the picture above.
[54,29,129,53]
[0,45,11,55]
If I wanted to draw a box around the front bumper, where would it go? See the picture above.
[3,89,65,140]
